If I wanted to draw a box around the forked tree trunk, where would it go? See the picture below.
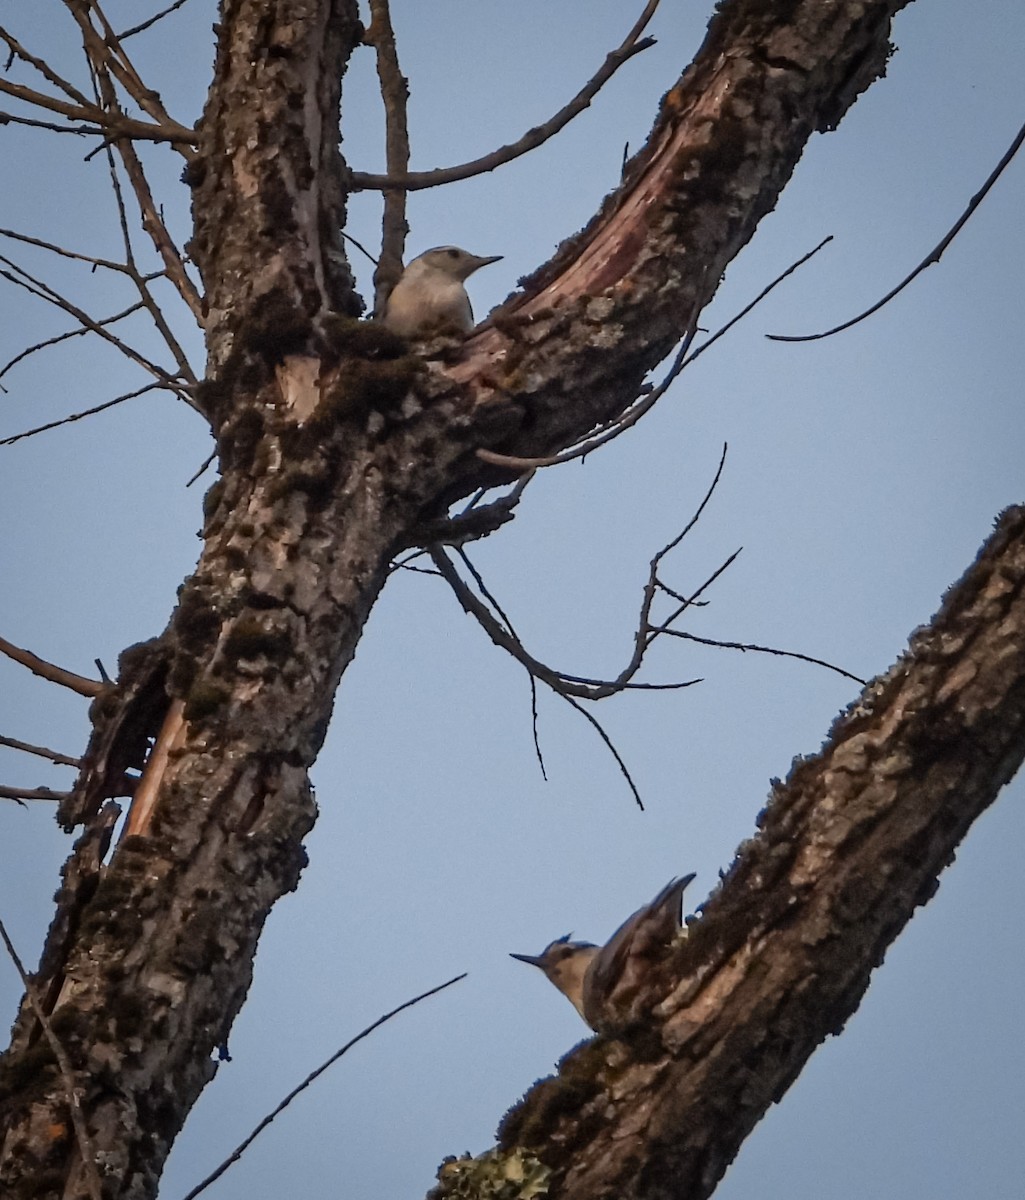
[7,3,1020,1200]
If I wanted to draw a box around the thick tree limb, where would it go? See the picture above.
[487,505,1025,1200]
[7,5,978,1200]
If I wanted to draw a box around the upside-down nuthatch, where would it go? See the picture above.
[382,246,502,337]
[510,874,696,1033]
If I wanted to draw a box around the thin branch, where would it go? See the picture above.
[118,0,193,41]
[179,974,468,1200]
[0,224,160,275]
[340,230,379,267]
[185,449,217,488]
[0,383,165,447]
[0,299,147,385]
[351,0,661,192]
[0,634,105,697]
[0,917,103,1200]
[477,294,703,472]
[0,735,80,768]
[687,235,833,364]
[768,118,1025,342]
[0,255,188,396]
[63,0,182,133]
[108,123,204,322]
[563,693,644,811]
[0,785,70,804]
[0,25,93,107]
[0,109,102,136]
[365,0,410,316]
[0,77,193,144]
[660,630,865,684]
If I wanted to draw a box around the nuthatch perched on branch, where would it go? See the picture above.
[381,246,502,338]
[511,875,696,1033]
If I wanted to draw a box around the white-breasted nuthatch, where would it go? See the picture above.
[510,875,696,1033]
[381,246,502,338]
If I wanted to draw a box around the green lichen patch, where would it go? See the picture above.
[432,1149,550,1200]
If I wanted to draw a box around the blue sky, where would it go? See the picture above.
[1,2,1023,1198]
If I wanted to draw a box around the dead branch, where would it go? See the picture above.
[118,0,193,42]
[768,118,1025,342]
[495,504,1025,1200]
[365,0,410,316]
[0,110,102,136]
[0,734,81,767]
[351,0,661,192]
[0,633,105,697]
[63,0,182,133]
[179,973,468,1200]
[0,917,103,1200]
[0,24,93,108]
[0,785,70,804]
[659,629,865,684]
[0,75,194,145]
[106,124,204,321]
[0,383,166,447]
[0,299,148,387]
[0,253,190,397]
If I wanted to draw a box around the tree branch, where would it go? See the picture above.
[351,0,661,192]
[491,505,1025,1200]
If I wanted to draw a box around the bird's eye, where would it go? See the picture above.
[446,248,459,258]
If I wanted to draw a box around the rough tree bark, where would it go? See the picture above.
[4,2,1020,1199]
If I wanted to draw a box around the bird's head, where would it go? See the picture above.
[412,246,503,282]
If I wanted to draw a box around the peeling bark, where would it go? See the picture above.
[11,3,1020,1200]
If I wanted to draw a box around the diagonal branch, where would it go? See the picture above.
[495,505,1025,1200]
[352,0,661,192]
[768,119,1025,342]
[0,633,105,697]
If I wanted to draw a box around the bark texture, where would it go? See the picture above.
[488,506,1025,1200]
[12,3,1019,1200]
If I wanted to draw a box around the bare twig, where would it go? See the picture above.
[0,299,147,385]
[0,25,93,107]
[63,0,182,133]
[0,255,188,396]
[118,0,193,41]
[0,734,80,768]
[0,225,166,275]
[563,693,644,810]
[687,235,833,363]
[0,110,102,136]
[0,76,194,144]
[179,974,468,1200]
[0,917,103,1200]
[365,0,410,316]
[659,630,865,684]
[768,118,1025,342]
[0,785,70,804]
[0,383,165,447]
[340,230,380,267]
[109,129,204,322]
[185,449,217,488]
[352,0,661,192]
[0,634,105,697]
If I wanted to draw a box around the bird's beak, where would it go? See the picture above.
[473,254,503,269]
[509,952,545,967]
